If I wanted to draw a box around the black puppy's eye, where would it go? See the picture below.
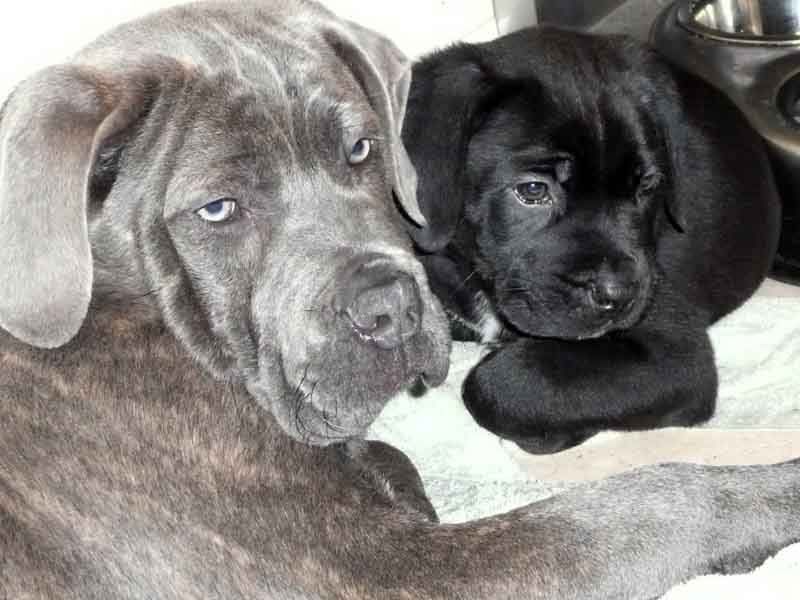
[196,198,238,223]
[348,138,372,165]
[514,181,551,206]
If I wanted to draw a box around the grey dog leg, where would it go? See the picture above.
[2,316,797,599]
[349,459,799,599]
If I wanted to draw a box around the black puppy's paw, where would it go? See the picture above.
[462,370,593,455]
[462,348,595,455]
[462,330,719,455]
[507,430,595,455]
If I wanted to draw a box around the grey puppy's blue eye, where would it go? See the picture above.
[514,181,551,206]
[197,198,238,222]
[348,138,371,165]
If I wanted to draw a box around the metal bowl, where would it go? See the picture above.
[679,0,800,44]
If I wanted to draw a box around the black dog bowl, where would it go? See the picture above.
[779,70,800,125]
[652,0,800,283]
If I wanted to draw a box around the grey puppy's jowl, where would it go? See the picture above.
[1,2,800,599]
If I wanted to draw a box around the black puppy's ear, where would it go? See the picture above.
[664,191,687,233]
[403,47,494,252]
[642,53,688,234]
[660,111,688,233]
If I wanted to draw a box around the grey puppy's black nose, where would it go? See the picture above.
[338,262,422,350]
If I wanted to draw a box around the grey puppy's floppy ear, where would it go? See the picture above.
[324,21,426,228]
[0,65,143,348]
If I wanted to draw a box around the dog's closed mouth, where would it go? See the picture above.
[294,393,365,441]
[416,370,442,390]
[271,320,450,443]
[575,321,615,341]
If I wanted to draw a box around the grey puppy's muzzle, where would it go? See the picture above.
[252,234,450,445]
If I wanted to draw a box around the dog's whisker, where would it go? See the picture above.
[458,270,478,289]
[289,368,348,440]
[318,407,349,435]
[309,378,350,438]
[288,363,315,441]
[286,363,347,442]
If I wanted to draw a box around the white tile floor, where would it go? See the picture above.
[508,428,800,482]
[758,277,800,298]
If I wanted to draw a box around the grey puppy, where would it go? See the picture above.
[0,1,798,598]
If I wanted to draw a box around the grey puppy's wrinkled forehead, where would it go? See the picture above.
[159,69,378,215]
[78,0,379,149]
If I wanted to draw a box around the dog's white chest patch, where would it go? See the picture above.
[444,289,503,344]
[473,291,503,344]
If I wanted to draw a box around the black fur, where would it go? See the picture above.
[403,28,782,454]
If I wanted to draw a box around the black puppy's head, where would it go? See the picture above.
[406,29,686,340]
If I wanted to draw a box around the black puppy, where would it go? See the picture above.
[403,28,781,454]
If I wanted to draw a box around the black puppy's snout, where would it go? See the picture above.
[583,259,641,314]
[588,278,637,312]
[336,260,422,350]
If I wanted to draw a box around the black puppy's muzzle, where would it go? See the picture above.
[564,257,643,323]
[334,256,423,350]
[586,274,638,315]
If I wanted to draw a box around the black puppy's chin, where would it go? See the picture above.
[497,288,650,340]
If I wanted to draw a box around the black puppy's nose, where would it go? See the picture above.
[338,263,422,350]
[588,276,637,312]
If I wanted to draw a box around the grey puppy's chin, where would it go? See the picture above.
[259,368,440,446]
[251,327,451,445]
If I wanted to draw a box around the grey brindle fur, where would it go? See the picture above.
[0,1,799,598]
